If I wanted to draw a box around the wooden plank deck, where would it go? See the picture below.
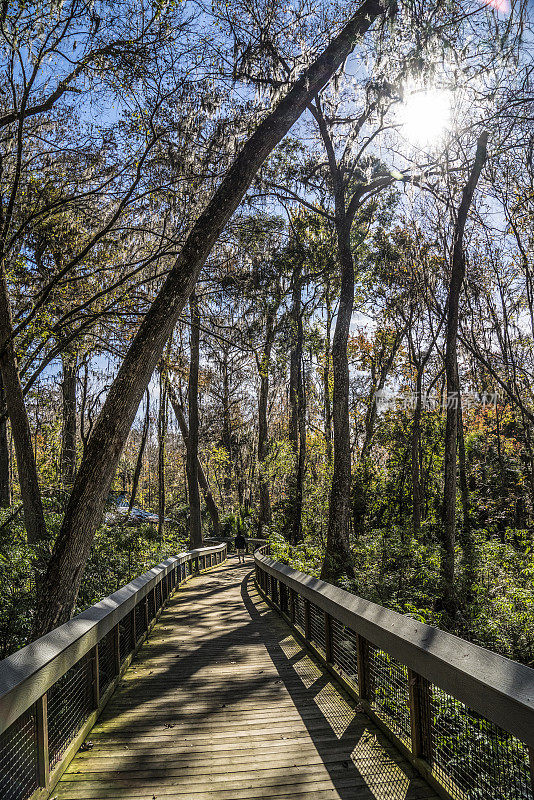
[54,558,440,800]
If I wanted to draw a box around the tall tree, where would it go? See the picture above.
[187,292,202,548]
[287,249,306,544]
[127,390,150,516]
[167,378,220,536]
[0,374,10,507]
[157,370,168,541]
[441,131,488,610]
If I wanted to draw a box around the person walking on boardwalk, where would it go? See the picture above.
[234,531,247,564]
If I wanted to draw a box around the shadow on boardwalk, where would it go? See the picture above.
[54,559,438,800]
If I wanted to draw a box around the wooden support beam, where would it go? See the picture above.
[304,598,311,641]
[324,612,333,664]
[91,645,100,709]
[36,694,49,789]
[113,623,121,676]
[144,595,149,636]
[408,668,434,760]
[131,606,137,646]
[356,634,369,700]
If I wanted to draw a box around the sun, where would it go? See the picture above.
[398,89,452,148]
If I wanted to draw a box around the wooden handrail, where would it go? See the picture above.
[254,548,534,749]
[0,544,225,737]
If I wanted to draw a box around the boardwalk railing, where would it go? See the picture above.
[0,543,227,800]
[255,544,534,800]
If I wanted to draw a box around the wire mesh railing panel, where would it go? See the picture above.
[309,602,326,652]
[294,592,306,632]
[48,654,93,769]
[119,611,135,664]
[428,686,533,800]
[98,628,116,695]
[331,619,359,686]
[0,706,39,800]
[368,645,411,743]
[135,599,147,640]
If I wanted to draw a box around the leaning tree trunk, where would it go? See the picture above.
[257,309,275,536]
[187,292,202,549]
[32,0,388,636]
[0,373,10,507]
[0,266,47,543]
[167,379,220,535]
[442,131,488,612]
[60,352,78,489]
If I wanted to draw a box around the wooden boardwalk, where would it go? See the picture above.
[55,558,440,800]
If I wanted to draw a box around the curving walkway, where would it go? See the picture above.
[54,558,440,800]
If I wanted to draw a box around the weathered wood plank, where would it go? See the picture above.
[0,545,226,736]
[55,559,439,800]
[256,553,534,747]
